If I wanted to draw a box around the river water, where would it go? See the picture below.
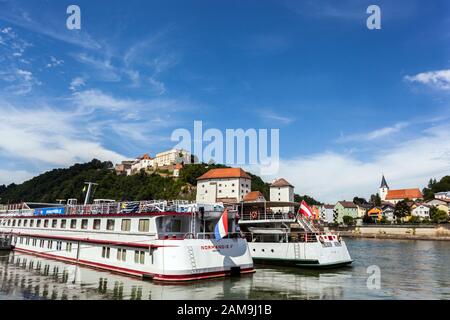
[0,238,449,300]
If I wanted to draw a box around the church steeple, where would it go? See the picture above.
[379,174,389,201]
[380,175,389,189]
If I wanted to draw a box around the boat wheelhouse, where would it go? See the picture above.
[0,200,254,281]
[235,201,353,268]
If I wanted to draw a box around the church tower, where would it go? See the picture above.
[379,175,389,201]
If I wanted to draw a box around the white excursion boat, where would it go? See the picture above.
[0,199,254,282]
[236,201,353,268]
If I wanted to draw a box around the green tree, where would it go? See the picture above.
[370,193,382,206]
[431,209,449,224]
[342,215,354,225]
[394,200,410,220]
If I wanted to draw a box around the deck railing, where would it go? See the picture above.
[241,212,294,221]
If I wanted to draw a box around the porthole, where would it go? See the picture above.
[271,249,274,253]
[253,249,256,252]
[262,249,265,252]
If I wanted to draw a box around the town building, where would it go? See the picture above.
[368,207,382,222]
[173,163,183,178]
[320,204,335,224]
[114,160,136,176]
[334,201,358,224]
[154,149,193,167]
[243,191,266,202]
[378,175,423,204]
[130,153,154,174]
[381,203,395,222]
[435,191,450,201]
[269,178,294,213]
[411,204,431,220]
[425,199,449,214]
[196,168,252,204]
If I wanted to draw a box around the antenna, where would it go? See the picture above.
[83,182,99,205]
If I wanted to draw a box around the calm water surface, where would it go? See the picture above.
[1,238,449,300]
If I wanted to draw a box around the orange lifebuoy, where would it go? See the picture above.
[250,211,258,220]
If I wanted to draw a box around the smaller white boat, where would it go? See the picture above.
[237,201,353,268]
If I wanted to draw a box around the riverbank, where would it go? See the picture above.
[329,225,450,241]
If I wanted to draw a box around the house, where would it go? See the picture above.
[411,204,430,220]
[381,203,395,222]
[196,168,252,203]
[435,191,450,201]
[368,207,382,222]
[173,163,183,178]
[243,191,266,202]
[379,175,423,204]
[154,149,194,167]
[321,204,335,224]
[114,160,135,176]
[269,178,294,213]
[334,201,358,224]
[425,199,449,214]
[130,153,154,174]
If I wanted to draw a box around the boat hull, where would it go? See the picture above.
[247,240,353,268]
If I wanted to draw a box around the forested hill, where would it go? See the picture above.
[0,159,321,205]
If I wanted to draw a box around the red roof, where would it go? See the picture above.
[197,168,251,180]
[243,191,265,202]
[270,178,294,188]
[338,201,357,208]
[385,188,422,200]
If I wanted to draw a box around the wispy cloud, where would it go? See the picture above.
[337,122,409,143]
[404,69,450,91]
[259,110,295,125]
[69,76,86,92]
[0,4,101,50]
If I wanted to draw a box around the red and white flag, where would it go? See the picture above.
[298,200,313,218]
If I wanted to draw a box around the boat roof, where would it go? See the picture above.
[237,201,299,207]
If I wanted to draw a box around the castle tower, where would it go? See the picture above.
[379,175,389,201]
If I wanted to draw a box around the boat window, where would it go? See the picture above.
[134,250,145,264]
[44,220,49,228]
[117,248,126,261]
[66,243,72,252]
[138,219,149,232]
[121,219,131,232]
[56,241,62,250]
[26,238,30,245]
[18,220,22,226]
[60,219,67,228]
[7,220,11,226]
[37,220,41,227]
[93,219,101,230]
[52,220,57,228]
[12,220,16,227]
[70,219,77,229]
[102,246,110,258]
[40,240,45,248]
[30,220,34,227]
[81,219,88,230]
[48,241,53,249]
[23,220,28,227]
[106,219,115,231]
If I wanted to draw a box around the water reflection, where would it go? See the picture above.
[0,239,449,300]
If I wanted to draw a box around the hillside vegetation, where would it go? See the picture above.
[0,159,320,205]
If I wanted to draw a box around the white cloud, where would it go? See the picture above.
[259,110,295,125]
[73,53,121,82]
[258,124,450,203]
[0,101,125,168]
[337,122,409,142]
[404,69,450,90]
[69,76,86,91]
[46,56,64,68]
[0,169,34,186]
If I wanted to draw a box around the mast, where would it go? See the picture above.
[83,182,98,205]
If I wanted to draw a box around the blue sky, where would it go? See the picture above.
[0,0,449,202]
